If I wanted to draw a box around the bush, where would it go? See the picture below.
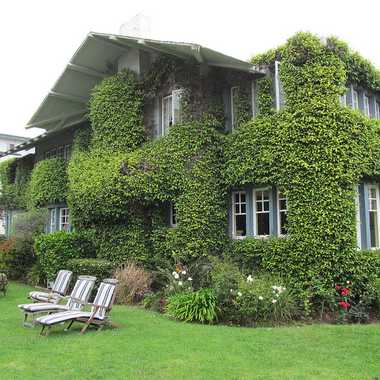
[165,288,218,324]
[0,237,35,280]
[34,231,94,280]
[234,274,299,326]
[67,258,115,286]
[209,258,243,321]
[114,261,152,304]
[142,292,166,312]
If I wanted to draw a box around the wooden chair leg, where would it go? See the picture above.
[65,320,75,331]
[80,321,91,334]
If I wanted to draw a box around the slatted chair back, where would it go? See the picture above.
[51,270,72,296]
[90,279,118,319]
[66,276,96,311]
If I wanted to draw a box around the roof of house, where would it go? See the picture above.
[1,32,264,158]
[27,32,264,132]
[0,133,29,142]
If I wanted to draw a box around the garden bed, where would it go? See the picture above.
[1,282,380,380]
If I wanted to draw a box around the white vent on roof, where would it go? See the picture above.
[119,13,151,39]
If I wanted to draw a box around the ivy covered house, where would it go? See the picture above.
[1,31,380,289]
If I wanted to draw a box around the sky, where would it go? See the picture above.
[1,0,379,138]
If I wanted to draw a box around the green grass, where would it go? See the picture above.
[1,283,380,380]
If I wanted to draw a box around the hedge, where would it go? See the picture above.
[66,258,116,286]
[34,231,95,280]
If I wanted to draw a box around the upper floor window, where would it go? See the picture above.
[339,93,347,107]
[232,191,247,238]
[375,101,380,119]
[161,89,183,137]
[368,185,380,249]
[364,95,370,117]
[231,86,240,130]
[277,190,288,235]
[170,203,177,227]
[352,90,359,110]
[254,189,270,237]
[59,208,70,231]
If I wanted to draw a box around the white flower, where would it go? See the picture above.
[275,293,279,298]
[272,299,277,304]
[230,289,233,293]
[188,277,192,281]
[178,281,183,286]
[247,275,254,283]
[258,296,263,301]
[172,271,177,276]
[182,270,187,275]
[173,272,179,279]
[237,292,242,297]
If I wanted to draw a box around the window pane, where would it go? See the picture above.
[370,211,379,248]
[263,201,270,212]
[280,199,287,210]
[263,191,269,200]
[257,213,269,236]
[235,215,246,237]
[256,202,262,212]
[241,203,246,214]
[235,204,240,214]
[240,192,246,203]
[371,199,377,211]
[280,212,287,235]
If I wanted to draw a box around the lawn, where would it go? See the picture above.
[0,283,379,380]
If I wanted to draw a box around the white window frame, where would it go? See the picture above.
[355,186,361,250]
[64,145,72,161]
[375,101,380,119]
[49,208,56,233]
[161,89,184,137]
[59,208,70,232]
[230,86,240,130]
[368,184,380,249]
[161,94,173,137]
[170,203,177,228]
[277,189,288,236]
[253,188,271,237]
[232,190,247,239]
[364,94,370,117]
[352,89,359,110]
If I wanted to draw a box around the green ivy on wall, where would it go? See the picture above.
[0,155,34,210]
[27,158,68,208]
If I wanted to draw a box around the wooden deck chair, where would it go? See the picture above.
[29,270,73,304]
[18,275,96,327]
[36,279,118,336]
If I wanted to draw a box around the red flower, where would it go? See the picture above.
[341,288,350,296]
[338,301,350,310]
[335,285,341,291]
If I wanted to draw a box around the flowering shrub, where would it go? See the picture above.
[234,274,299,326]
[163,264,193,295]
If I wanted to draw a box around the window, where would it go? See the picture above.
[375,101,380,119]
[64,145,72,161]
[355,186,361,249]
[254,189,270,236]
[231,86,240,130]
[57,145,64,159]
[277,190,288,235]
[49,208,56,233]
[368,185,380,249]
[339,94,347,106]
[170,203,177,227]
[364,95,370,117]
[232,191,247,238]
[251,81,256,117]
[352,90,359,110]
[59,208,70,231]
[161,90,183,137]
